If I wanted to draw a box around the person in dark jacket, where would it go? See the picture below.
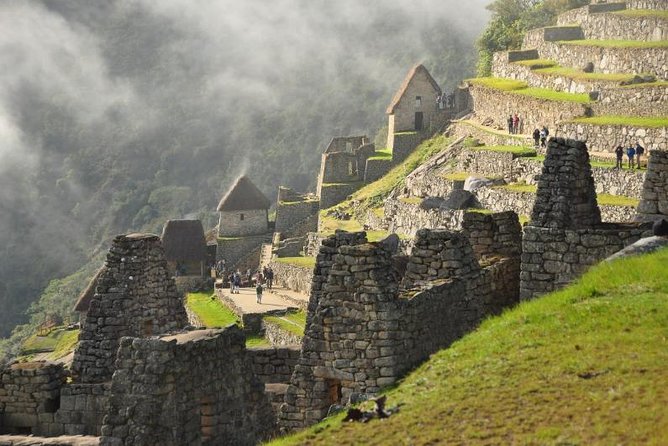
[635,142,645,169]
[533,128,540,148]
[626,145,636,169]
[507,115,514,134]
[615,145,624,169]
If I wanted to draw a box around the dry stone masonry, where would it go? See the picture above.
[636,150,668,222]
[72,234,188,384]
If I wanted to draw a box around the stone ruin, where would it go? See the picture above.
[520,138,655,300]
[72,234,188,384]
[278,214,522,429]
[636,150,668,223]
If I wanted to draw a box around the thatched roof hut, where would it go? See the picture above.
[161,219,208,262]
[217,176,271,212]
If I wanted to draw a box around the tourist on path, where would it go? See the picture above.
[513,114,519,134]
[635,143,645,169]
[256,282,263,304]
[266,267,274,289]
[626,145,636,169]
[539,126,549,148]
[533,128,540,148]
[507,115,513,134]
[615,145,624,169]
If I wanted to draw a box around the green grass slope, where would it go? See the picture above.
[271,248,668,446]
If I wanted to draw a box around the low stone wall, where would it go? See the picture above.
[390,132,423,162]
[627,0,668,10]
[468,84,590,136]
[275,200,320,236]
[268,260,313,296]
[0,435,100,446]
[636,150,668,222]
[247,347,300,384]
[385,199,465,238]
[522,25,583,50]
[538,41,668,79]
[263,320,303,347]
[557,122,668,152]
[592,167,644,198]
[565,9,667,41]
[0,362,66,435]
[304,232,325,258]
[596,84,668,118]
[273,236,306,258]
[319,182,361,210]
[100,328,274,446]
[55,384,109,437]
[520,224,652,299]
[217,234,269,268]
[174,275,210,294]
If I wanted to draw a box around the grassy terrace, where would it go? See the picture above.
[467,77,592,103]
[21,327,80,360]
[567,116,668,128]
[617,80,668,89]
[368,147,393,161]
[498,183,638,206]
[270,248,668,445]
[515,58,558,69]
[533,65,638,82]
[275,256,317,269]
[470,145,537,157]
[559,39,668,49]
[186,291,239,327]
[264,311,307,337]
[614,9,668,19]
[457,119,528,140]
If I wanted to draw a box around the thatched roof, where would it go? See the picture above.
[161,219,207,262]
[73,266,105,312]
[217,176,271,211]
[386,64,441,114]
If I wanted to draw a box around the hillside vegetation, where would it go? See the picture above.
[271,248,668,445]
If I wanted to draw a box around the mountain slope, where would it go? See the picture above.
[271,248,668,445]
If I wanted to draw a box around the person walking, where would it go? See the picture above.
[635,142,645,169]
[256,281,263,304]
[626,144,636,169]
[533,128,540,148]
[266,267,274,290]
[512,114,519,134]
[539,126,548,148]
[507,115,513,134]
[615,145,624,169]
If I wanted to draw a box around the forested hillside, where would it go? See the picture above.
[0,0,489,355]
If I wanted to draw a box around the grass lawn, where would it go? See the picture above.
[275,257,317,269]
[559,39,668,49]
[441,171,473,181]
[533,65,638,83]
[186,291,239,328]
[22,327,79,356]
[468,77,591,103]
[270,248,668,445]
[264,311,307,337]
[368,148,393,161]
[614,9,668,19]
[617,81,668,89]
[597,194,639,207]
[498,183,537,193]
[514,58,558,69]
[48,329,79,360]
[471,145,537,157]
[246,335,271,348]
[399,197,422,205]
[567,116,668,128]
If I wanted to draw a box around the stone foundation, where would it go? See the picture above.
[100,327,274,446]
[636,150,668,222]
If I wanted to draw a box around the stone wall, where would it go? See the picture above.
[174,276,211,295]
[636,150,668,222]
[0,362,65,435]
[596,84,668,118]
[363,158,393,183]
[537,41,668,79]
[558,9,667,41]
[318,182,361,210]
[218,209,268,237]
[263,320,303,347]
[384,199,465,238]
[324,136,368,153]
[55,384,109,436]
[304,232,325,258]
[278,228,520,430]
[557,122,668,152]
[247,347,300,384]
[450,121,532,148]
[72,234,188,384]
[268,261,314,296]
[389,132,423,162]
[522,25,583,49]
[216,234,269,269]
[627,0,668,9]
[520,224,651,299]
[468,84,590,136]
[275,199,320,237]
[0,435,99,446]
[100,327,274,446]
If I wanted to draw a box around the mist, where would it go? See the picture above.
[0,0,490,336]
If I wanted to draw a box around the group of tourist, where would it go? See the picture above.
[507,114,524,135]
[436,92,455,110]
[532,126,550,148]
[615,143,645,169]
[225,266,274,304]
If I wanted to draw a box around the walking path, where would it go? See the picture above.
[217,286,301,315]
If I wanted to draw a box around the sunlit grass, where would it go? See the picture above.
[269,248,668,445]
[468,77,592,103]
[186,291,239,328]
[264,311,307,337]
[533,65,638,82]
[568,116,668,128]
[514,58,557,69]
[614,9,668,19]
[559,39,668,48]
[597,194,639,207]
[275,257,316,269]
[470,145,537,157]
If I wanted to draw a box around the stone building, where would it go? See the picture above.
[217,175,271,238]
[279,219,521,430]
[161,219,208,276]
[216,176,273,271]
